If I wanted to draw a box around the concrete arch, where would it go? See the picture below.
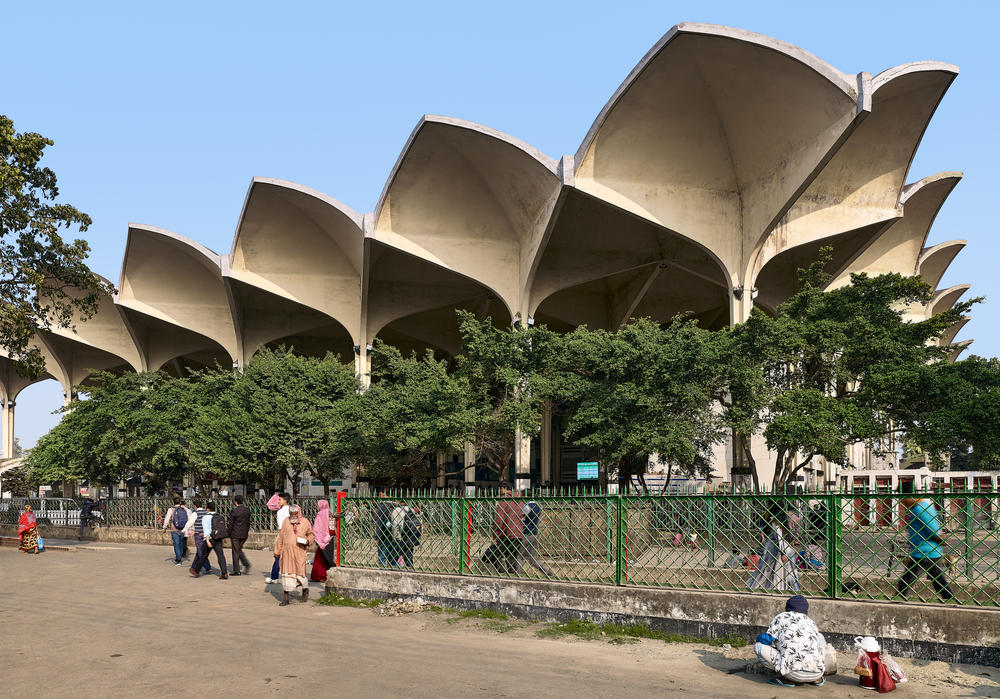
[118,225,240,364]
[574,22,865,292]
[372,115,561,317]
[918,239,966,290]
[950,339,973,362]
[826,172,962,289]
[41,275,144,374]
[756,62,958,281]
[229,178,363,343]
[930,283,971,316]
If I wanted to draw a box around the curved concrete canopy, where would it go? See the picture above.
[527,188,728,318]
[939,317,970,347]
[758,63,958,279]
[39,331,134,388]
[118,225,240,364]
[230,178,363,342]
[42,277,144,374]
[372,115,561,316]
[950,339,973,362]
[930,283,971,316]
[918,239,966,290]
[574,22,863,289]
[826,172,962,289]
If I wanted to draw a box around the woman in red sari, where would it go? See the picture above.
[18,504,39,553]
[310,499,335,581]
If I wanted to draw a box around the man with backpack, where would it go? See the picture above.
[161,496,191,565]
[186,499,214,577]
[390,501,421,568]
[205,501,230,579]
[374,491,399,567]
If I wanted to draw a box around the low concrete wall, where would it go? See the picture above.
[0,524,277,550]
[327,567,1000,667]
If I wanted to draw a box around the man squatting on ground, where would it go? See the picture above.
[754,595,826,686]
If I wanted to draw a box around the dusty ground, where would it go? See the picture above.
[1,542,998,698]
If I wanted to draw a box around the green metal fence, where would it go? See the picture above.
[337,491,1000,607]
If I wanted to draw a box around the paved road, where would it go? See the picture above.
[0,543,994,697]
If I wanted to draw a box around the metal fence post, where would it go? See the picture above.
[615,494,625,586]
[827,493,842,599]
[965,497,974,578]
[458,495,468,576]
[707,496,716,568]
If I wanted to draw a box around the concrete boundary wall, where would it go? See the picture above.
[327,567,1000,667]
[0,524,277,550]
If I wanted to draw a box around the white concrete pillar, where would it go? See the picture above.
[464,442,476,496]
[436,451,447,489]
[540,405,552,487]
[514,428,531,492]
[0,400,8,459]
[354,344,371,390]
[5,400,14,460]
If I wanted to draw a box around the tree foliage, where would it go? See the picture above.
[0,115,112,378]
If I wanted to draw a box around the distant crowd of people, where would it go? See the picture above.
[160,492,339,606]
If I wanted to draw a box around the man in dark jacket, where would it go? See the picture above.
[228,494,252,576]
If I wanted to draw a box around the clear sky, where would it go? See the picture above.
[3,0,998,446]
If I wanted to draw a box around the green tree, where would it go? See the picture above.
[360,341,477,485]
[26,371,198,491]
[558,318,727,492]
[724,248,976,490]
[455,312,563,481]
[1,116,112,378]
[189,348,359,498]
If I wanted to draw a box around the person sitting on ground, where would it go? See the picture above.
[754,595,826,687]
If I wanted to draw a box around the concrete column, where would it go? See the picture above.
[0,400,7,459]
[540,403,552,488]
[514,429,531,492]
[5,400,14,460]
[463,443,476,496]
[355,344,371,390]
[437,451,447,489]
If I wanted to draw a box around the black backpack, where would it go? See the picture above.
[210,512,229,540]
[403,509,422,545]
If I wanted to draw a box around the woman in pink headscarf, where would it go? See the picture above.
[310,499,336,581]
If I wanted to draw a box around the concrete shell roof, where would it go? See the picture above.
[13,22,974,396]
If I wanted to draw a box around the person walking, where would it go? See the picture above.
[492,482,524,575]
[265,492,290,584]
[374,491,399,567]
[390,501,421,569]
[519,498,554,577]
[747,514,799,592]
[205,501,230,579]
[228,494,252,576]
[18,504,39,554]
[161,497,190,566]
[187,500,214,577]
[310,499,335,581]
[274,504,315,606]
[754,595,827,687]
[897,482,954,601]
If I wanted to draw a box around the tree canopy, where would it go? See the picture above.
[0,115,112,378]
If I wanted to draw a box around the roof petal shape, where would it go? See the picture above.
[759,62,958,276]
[372,115,561,317]
[230,178,363,342]
[574,22,863,286]
[118,225,238,367]
[918,239,966,290]
[930,283,971,316]
[939,316,970,347]
[826,172,961,289]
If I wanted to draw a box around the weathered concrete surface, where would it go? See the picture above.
[328,567,1000,667]
[0,524,277,549]
[0,535,76,551]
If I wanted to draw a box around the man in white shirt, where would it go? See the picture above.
[266,492,291,584]
[186,500,214,577]
[161,496,191,566]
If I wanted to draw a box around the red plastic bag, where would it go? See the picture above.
[872,656,897,693]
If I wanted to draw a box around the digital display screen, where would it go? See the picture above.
[577,462,599,480]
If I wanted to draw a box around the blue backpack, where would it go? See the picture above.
[172,507,188,530]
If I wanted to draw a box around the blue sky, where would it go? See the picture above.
[4,1,999,445]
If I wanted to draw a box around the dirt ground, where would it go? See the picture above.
[1,542,998,698]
